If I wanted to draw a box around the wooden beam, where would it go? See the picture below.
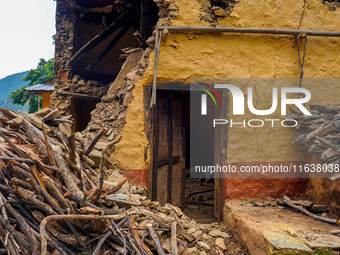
[167,94,173,204]
[86,20,134,71]
[56,92,101,100]
[67,11,130,66]
[108,51,144,92]
[133,31,149,49]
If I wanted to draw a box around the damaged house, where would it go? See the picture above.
[51,0,340,230]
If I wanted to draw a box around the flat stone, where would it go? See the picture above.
[158,207,171,215]
[202,233,211,240]
[199,252,207,255]
[215,238,227,250]
[224,200,340,254]
[212,6,226,17]
[187,227,197,234]
[78,79,86,86]
[94,141,106,150]
[192,230,203,240]
[138,219,159,228]
[105,171,129,194]
[264,231,313,254]
[209,230,230,238]
[108,132,115,141]
[88,150,101,161]
[182,247,199,255]
[130,194,142,205]
[88,124,101,131]
[197,241,210,250]
[305,240,340,249]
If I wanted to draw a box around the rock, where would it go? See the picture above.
[149,201,159,209]
[88,150,102,164]
[72,76,79,83]
[130,194,142,205]
[321,212,329,218]
[199,252,207,255]
[158,207,171,215]
[212,6,226,17]
[123,93,133,106]
[215,238,226,250]
[78,79,86,86]
[163,0,171,7]
[198,0,211,8]
[117,115,125,125]
[138,219,159,228]
[182,247,199,255]
[35,107,51,117]
[202,233,211,240]
[209,230,230,238]
[192,230,204,240]
[74,132,83,141]
[187,227,197,234]
[286,227,297,237]
[197,241,210,250]
[105,128,112,136]
[88,124,101,131]
[59,122,71,136]
[108,132,115,141]
[146,36,155,45]
[168,3,178,11]
[161,238,171,253]
[105,171,129,194]
[94,142,106,150]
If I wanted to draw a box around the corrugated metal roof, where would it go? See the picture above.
[24,84,55,92]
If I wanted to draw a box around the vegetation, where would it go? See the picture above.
[9,58,54,113]
[0,71,29,112]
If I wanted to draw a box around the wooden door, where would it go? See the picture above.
[153,92,186,207]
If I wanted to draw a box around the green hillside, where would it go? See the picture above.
[0,72,29,112]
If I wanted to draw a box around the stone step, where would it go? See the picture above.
[223,200,340,255]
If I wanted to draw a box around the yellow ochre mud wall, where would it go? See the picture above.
[111,0,340,201]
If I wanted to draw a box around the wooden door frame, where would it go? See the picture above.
[145,82,228,220]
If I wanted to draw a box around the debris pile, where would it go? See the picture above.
[0,107,243,254]
[290,105,340,180]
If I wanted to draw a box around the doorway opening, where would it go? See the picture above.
[70,96,101,132]
[151,88,217,223]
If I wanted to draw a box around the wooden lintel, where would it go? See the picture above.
[57,92,101,101]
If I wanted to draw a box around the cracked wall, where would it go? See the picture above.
[110,0,340,202]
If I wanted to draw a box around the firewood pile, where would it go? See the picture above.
[0,107,238,255]
[290,105,340,180]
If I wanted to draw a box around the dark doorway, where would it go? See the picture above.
[70,97,101,131]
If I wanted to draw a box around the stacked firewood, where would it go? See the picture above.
[290,105,340,180]
[0,107,236,255]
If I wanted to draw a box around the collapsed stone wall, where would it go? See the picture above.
[54,0,76,74]
[50,76,110,117]
[82,47,153,155]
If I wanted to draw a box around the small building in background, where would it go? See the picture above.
[24,77,55,108]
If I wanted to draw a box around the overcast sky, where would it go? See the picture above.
[0,0,56,80]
